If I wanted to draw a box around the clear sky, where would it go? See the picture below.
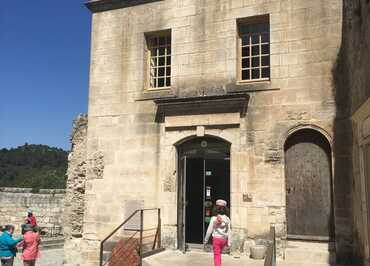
[0,1,91,151]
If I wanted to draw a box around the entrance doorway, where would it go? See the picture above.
[177,137,230,250]
[284,128,334,241]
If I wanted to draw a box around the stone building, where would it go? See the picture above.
[334,0,370,265]
[63,0,363,265]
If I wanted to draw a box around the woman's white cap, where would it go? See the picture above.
[216,199,227,206]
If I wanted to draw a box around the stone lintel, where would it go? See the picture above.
[155,94,249,123]
[85,0,163,13]
[165,113,240,129]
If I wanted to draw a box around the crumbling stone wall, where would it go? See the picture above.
[0,187,65,235]
[334,0,370,264]
[63,114,88,265]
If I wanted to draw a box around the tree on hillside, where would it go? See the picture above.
[0,144,68,190]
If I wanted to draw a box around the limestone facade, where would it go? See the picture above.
[64,0,349,265]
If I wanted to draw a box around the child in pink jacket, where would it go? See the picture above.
[20,225,40,266]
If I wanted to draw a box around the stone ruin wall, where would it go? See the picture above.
[0,187,65,236]
[63,114,89,266]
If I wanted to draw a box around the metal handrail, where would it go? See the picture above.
[264,225,277,266]
[99,208,163,266]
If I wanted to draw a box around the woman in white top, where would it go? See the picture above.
[203,199,232,266]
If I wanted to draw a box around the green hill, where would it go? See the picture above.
[0,144,68,190]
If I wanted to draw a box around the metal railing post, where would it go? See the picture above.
[158,208,161,249]
[99,241,103,266]
[272,225,276,266]
[99,208,163,265]
[139,209,144,266]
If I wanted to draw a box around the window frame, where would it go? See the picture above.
[237,15,270,84]
[145,30,172,91]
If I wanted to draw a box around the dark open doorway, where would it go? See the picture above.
[177,137,230,250]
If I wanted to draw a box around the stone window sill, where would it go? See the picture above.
[226,81,279,93]
[136,89,177,101]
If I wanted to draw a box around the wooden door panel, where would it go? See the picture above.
[365,144,370,254]
[285,130,332,239]
[177,157,186,251]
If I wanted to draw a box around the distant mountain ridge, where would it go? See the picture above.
[0,144,68,190]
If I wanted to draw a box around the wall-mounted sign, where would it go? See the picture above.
[206,186,211,199]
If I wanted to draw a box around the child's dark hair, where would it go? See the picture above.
[4,225,14,232]
[213,205,230,216]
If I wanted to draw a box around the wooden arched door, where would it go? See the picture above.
[284,129,334,240]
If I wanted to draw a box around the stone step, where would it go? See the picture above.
[41,237,65,245]
[281,240,336,265]
[40,237,64,250]
[284,240,335,251]
[103,250,112,262]
[103,239,154,252]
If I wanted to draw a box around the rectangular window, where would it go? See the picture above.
[146,31,171,90]
[238,16,270,82]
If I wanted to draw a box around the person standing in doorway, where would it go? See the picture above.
[20,224,40,266]
[203,199,232,266]
[0,225,23,266]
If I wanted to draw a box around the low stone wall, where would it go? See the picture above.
[0,187,65,235]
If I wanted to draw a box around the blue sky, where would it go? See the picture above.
[0,1,91,151]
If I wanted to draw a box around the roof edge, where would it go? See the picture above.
[85,0,163,13]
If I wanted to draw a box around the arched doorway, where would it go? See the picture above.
[177,136,231,250]
[284,128,334,240]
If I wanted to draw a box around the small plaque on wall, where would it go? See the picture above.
[243,193,253,202]
[123,200,144,230]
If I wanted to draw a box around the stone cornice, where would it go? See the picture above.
[85,0,163,13]
[154,94,250,123]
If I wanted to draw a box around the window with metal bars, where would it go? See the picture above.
[146,32,171,89]
[238,17,270,82]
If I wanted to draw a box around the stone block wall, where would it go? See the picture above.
[0,187,65,235]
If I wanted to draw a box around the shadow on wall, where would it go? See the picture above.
[332,0,370,264]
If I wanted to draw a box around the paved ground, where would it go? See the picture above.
[143,250,265,266]
[14,248,64,266]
